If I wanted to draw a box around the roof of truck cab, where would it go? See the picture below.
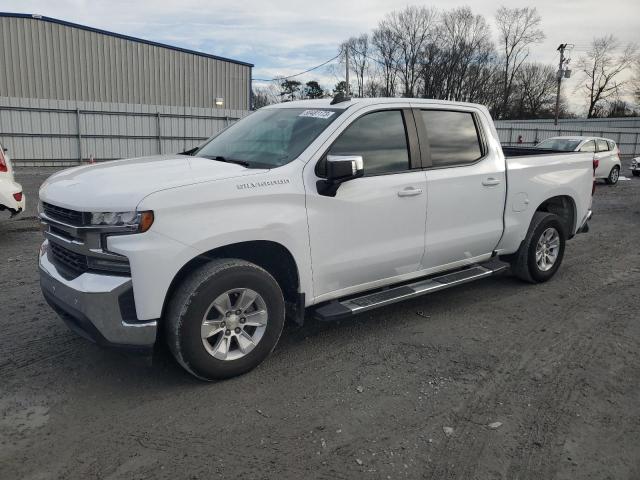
[265,98,488,111]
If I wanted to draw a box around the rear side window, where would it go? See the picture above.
[580,141,596,152]
[327,110,410,175]
[420,110,483,167]
[607,140,616,150]
[596,139,609,152]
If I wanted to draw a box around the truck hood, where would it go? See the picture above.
[39,155,267,211]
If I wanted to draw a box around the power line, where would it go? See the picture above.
[252,53,342,82]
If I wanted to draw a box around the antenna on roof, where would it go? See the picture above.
[330,93,351,105]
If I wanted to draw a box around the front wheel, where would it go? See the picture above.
[166,259,285,381]
[510,212,566,283]
[605,166,620,185]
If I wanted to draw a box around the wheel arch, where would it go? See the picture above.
[534,195,577,238]
[162,240,302,321]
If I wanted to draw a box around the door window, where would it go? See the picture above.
[580,140,596,152]
[596,139,609,152]
[421,110,483,167]
[325,110,410,175]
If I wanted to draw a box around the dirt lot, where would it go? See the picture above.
[1,167,639,480]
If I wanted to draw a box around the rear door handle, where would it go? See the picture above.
[482,177,501,187]
[397,187,423,197]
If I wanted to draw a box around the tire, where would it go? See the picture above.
[510,212,566,284]
[632,171,640,177]
[605,166,620,185]
[166,259,285,381]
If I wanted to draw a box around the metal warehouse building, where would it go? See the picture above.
[0,13,253,166]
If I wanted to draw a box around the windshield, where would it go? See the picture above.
[194,108,343,168]
[535,138,581,151]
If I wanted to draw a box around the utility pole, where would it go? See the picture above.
[344,45,350,97]
[554,43,567,126]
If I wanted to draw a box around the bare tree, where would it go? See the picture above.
[371,26,399,96]
[510,63,557,118]
[494,6,545,118]
[381,6,437,97]
[342,34,370,97]
[577,35,638,118]
[252,84,281,109]
[634,59,640,104]
[421,7,495,103]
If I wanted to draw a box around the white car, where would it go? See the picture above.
[536,136,622,185]
[0,143,25,217]
[38,98,594,380]
[631,157,640,177]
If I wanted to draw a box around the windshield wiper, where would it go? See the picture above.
[200,155,251,167]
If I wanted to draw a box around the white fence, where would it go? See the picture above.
[0,97,249,166]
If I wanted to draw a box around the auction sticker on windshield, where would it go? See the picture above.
[299,110,336,119]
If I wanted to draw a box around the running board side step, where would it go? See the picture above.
[313,260,509,322]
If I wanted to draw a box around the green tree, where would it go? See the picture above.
[333,81,349,97]
[279,79,302,102]
[304,81,324,99]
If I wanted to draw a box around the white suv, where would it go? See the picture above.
[0,143,25,217]
[536,136,622,185]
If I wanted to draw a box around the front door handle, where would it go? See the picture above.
[398,187,423,197]
[482,177,501,187]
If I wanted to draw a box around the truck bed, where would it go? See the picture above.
[497,149,594,255]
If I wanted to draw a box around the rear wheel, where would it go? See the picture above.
[166,259,285,380]
[510,212,566,283]
[605,166,620,185]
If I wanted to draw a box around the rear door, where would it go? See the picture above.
[414,107,506,270]
[594,138,613,178]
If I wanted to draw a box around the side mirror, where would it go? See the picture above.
[317,155,364,197]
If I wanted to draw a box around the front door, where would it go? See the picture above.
[305,108,427,300]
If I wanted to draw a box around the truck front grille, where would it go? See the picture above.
[49,242,131,278]
[42,202,87,225]
[50,242,88,277]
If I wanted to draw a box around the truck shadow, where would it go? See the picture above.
[10,272,523,391]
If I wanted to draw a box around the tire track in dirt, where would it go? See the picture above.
[424,265,640,479]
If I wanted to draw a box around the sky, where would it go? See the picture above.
[1,0,639,113]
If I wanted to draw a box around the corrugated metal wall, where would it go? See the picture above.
[496,119,640,159]
[496,118,640,129]
[0,97,249,166]
[0,14,253,166]
[0,15,252,110]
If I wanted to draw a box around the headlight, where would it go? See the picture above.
[90,210,154,233]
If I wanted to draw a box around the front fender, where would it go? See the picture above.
[111,164,312,320]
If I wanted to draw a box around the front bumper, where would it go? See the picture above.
[39,244,157,350]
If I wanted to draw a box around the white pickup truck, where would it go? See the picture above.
[38,98,593,380]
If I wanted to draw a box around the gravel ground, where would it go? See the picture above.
[1,166,639,479]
